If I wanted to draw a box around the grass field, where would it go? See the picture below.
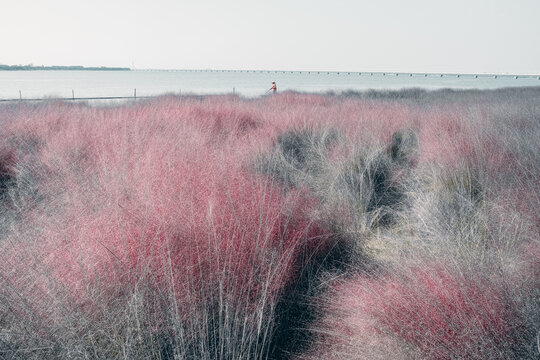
[0,88,539,359]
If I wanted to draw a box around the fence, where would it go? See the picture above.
[0,88,242,102]
[0,89,150,103]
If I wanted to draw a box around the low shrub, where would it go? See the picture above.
[255,127,339,189]
[0,146,15,199]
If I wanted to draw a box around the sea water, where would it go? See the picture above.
[0,69,539,100]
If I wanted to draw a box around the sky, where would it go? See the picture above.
[2,0,540,74]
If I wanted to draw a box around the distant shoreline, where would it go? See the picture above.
[0,64,130,71]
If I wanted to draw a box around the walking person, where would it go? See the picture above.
[269,81,277,94]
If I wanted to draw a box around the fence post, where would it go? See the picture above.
[72,90,75,100]
[19,90,22,100]
[134,88,137,99]
[233,87,235,95]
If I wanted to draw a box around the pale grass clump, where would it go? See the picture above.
[298,88,540,360]
[256,126,418,253]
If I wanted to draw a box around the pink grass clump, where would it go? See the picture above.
[305,263,529,360]
[0,97,334,334]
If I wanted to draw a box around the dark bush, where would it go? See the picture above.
[256,128,339,188]
[0,147,15,200]
[389,130,419,166]
[338,151,405,228]
[277,128,337,171]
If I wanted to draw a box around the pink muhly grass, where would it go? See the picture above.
[306,263,529,360]
[9,113,329,309]
[1,89,539,358]
[0,97,338,359]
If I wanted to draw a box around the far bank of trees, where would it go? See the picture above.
[0,64,130,71]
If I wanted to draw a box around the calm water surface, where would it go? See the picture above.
[1,70,539,100]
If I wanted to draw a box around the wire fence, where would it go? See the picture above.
[0,96,152,103]
[0,88,240,102]
[0,89,153,103]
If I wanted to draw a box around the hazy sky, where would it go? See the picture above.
[2,0,539,73]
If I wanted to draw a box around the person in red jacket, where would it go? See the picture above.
[269,81,277,94]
